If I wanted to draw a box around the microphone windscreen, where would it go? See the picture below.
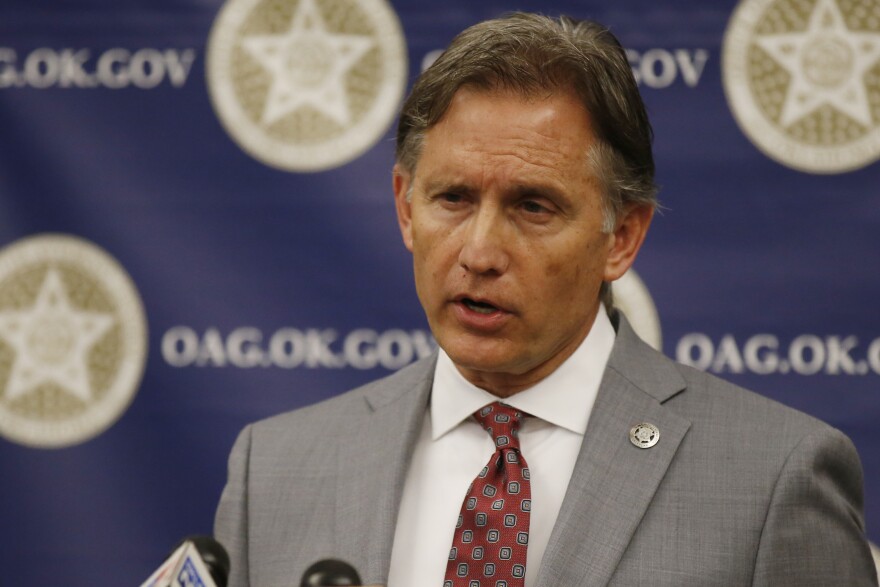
[300,559,362,586]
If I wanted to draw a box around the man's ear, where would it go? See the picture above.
[392,164,414,252]
[603,204,654,282]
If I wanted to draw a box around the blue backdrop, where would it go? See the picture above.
[1,0,878,584]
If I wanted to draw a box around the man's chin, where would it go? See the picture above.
[443,345,528,380]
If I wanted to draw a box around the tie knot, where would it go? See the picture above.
[473,402,525,451]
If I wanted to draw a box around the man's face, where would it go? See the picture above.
[394,87,651,396]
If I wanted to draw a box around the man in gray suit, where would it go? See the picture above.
[215,13,877,586]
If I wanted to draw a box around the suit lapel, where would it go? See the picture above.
[333,355,436,585]
[536,315,691,587]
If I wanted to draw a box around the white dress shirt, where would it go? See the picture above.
[387,310,615,587]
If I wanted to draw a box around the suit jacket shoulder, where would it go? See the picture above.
[215,355,436,587]
[253,354,436,436]
[543,313,876,586]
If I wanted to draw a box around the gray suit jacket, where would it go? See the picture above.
[215,314,877,586]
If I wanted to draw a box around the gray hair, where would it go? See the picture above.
[395,13,658,233]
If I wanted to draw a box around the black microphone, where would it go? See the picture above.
[300,559,362,586]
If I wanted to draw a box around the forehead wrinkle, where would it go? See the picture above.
[418,144,579,203]
[464,135,586,195]
[417,89,595,196]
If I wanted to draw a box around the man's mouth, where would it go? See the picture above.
[461,298,500,314]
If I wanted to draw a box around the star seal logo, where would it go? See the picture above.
[207,0,407,172]
[723,0,880,173]
[722,0,880,174]
[0,235,148,448]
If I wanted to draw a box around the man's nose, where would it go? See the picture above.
[458,207,510,275]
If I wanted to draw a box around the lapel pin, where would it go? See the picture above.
[629,422,660,449]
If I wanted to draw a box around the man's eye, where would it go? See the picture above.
[521,200,550,214]
[439,193,464,204]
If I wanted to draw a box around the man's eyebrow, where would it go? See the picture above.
[511,183,568,203]
[418,179,571,204]
[421,179,475,196]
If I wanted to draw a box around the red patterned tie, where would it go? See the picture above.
[444,402,531,587]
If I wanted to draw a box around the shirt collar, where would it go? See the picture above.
[430,309,616,440]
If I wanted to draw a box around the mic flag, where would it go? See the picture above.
[140,536,230,587]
